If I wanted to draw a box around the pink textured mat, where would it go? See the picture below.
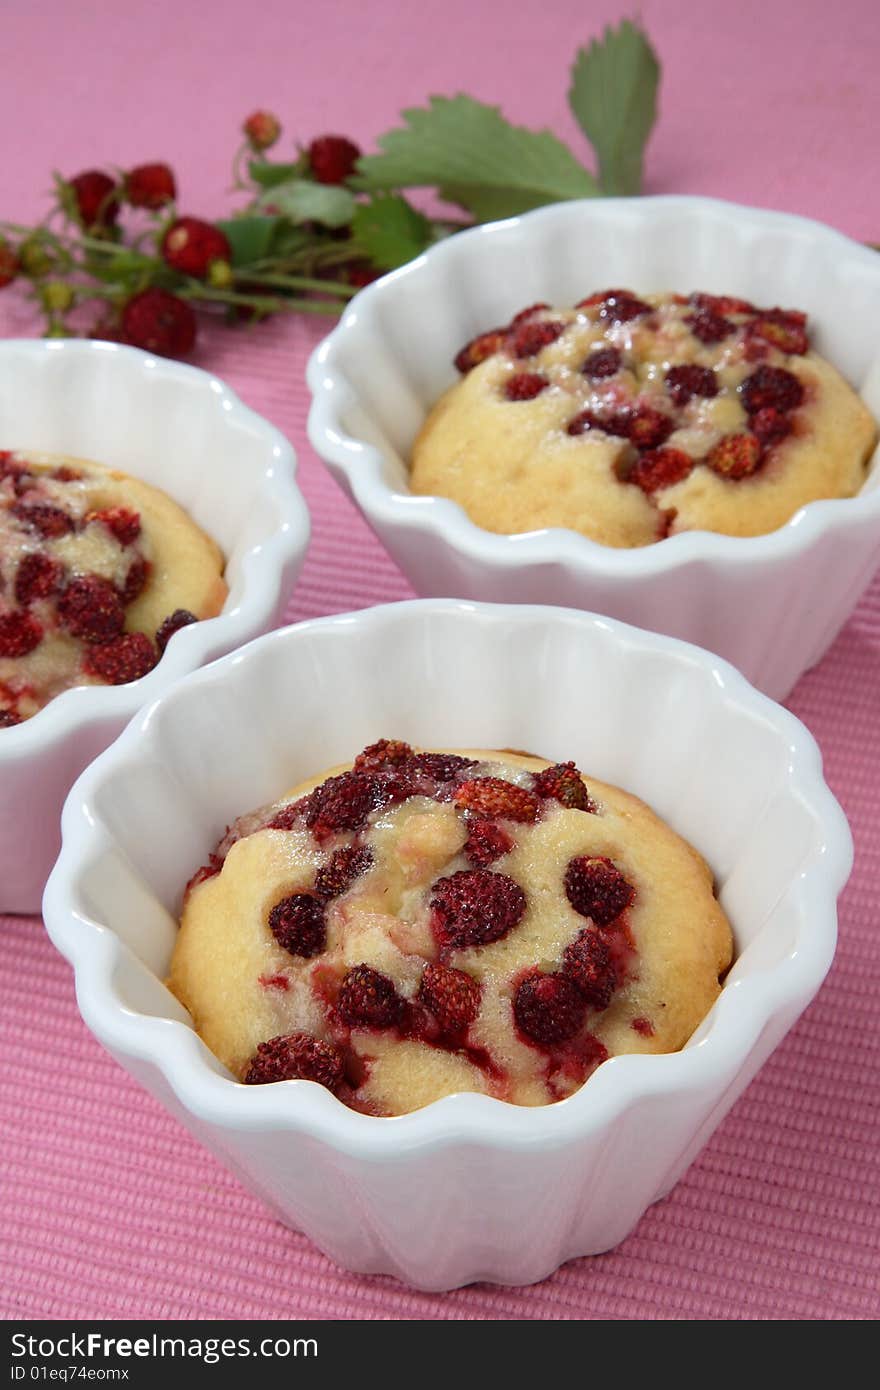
[2,0,879,1321]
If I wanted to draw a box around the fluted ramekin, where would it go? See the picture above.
[43,599,850,1290]
[1,338,309,912]
[307,196,880,701]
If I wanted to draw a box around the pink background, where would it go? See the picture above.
[2,0,879,1321]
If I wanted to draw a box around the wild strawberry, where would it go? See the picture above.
[576,288,627,308]
[454,328,507,374]
[577,289,649,323]
[84,631,158,684]
[509,302,550,327]
[66,171,119,229]
[567,407,631,439]
[337,964,403,1028]
[690,292,755,316]
[513,970,585,1045]
[89,318,127,345]
[504,372,548,401]
[125,163,177,210]
[564,855,634,927]
[627,406,674,450]
[686,309,733,345]
[665,364,718,407]
[454,777,540,823]
[412,752,477,782]
[118,555,150,606]
[0,238,19,288]
[739,365,804,415]
[533,761,596,811]
[243,111,282,152]
[346,262,382,288]
[632,1016,655,1037]
[630,446,694,494]
[155,608,198,653]
[706,433,763,480]
[418,963,481,1032]
[0,709,21,727]
[14,552,64,606]
[266,799,308,832]
[750,407,792,448]
[353,738,414,772]
[268,892,326,957]
[308,135,361,184]
[305,770,384,841]
[747,308,808,356]
[161,217,231,279]
[244,1032,344,1090]
[0,610,43,658]
[122,288,197,357]
[86,506,141,546]
[508,319,566,359]
[11,501,74,539]
[464,819,514,866]
[58,575,125,643]
[581,346,623,379]
[431,868,526,949]
[561,929,617,1009]
[314,844,373,900]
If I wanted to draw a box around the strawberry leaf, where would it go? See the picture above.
[216,216,282,266]
[355,95,597,217]
[247,156,309,189]
[351,194,432,269]
[568,20,659,196]
[254,179,355,227]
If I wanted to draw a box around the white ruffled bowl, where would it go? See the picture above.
[43,599,850,1290]
[307,196,880,701]
[0,338,309,913]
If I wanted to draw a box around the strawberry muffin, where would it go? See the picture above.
[410,291,877,545]
[169,739,733,1115]
[0,449,227,724]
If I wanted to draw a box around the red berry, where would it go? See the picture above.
[686,309,733,345]
[411,752,477,782]
[243,111,282,151]
[314,844,373,900]
[464,819,514,867]
[454,776,540,823]
[84,631,158,684]
[155,607,198,653]
[0,709,21,727]
[118,554,150,605]
[509,302,550,327]
[244,1032,344,1090]
[14,552,64,606]
[632,1016,655,1037]
[581,346,623,380]
[346,262,381,288]
[454,328,507,374]
[627,406,674,450]
[567,407,631,439]
[561,929,617,1009]
[577,289,650,324]
[58,575,125,643]
[122,288,197,357]
[747,308,809,357]
[504,372,549,401]
[86,506,141,546]
[337,964,403,1028]
[431,868,526,949]
[739,365,804,415]
[268,893,326,957]
[665,364,718,407]
[513,970,586,1045]
[418,963,481,1032]
[533,761,596,812]
[0,238,18,289]
[67,170,119,228]
[266,799,309,832]
[353,738,414,772]
[564,855,634,927]
[0,610,43,658]
[630,446,694,494]
[161,217,231,279]
[690,292,755,317]
[750,407,792,448]
[305,770,384,841]
[706,433,763,480]
[125,163,176,209]
[308,135,361,184]
[508,319,566,359]
[11,501,74,539]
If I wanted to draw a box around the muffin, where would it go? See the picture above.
[170,739,733,1115]
[410,291,877,546]
[0,449,227,724]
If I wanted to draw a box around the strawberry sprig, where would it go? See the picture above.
[0,20,661,359]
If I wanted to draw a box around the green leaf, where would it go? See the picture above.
[216,216,283,267]
[568,19,660,197]
[350,194,432,269]
[355,95,597,218]
[254,179,356,228]
[247,156,308,189]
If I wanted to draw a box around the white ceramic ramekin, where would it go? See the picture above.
[1,338,309,913]
[306,196,880,701]
[43,599,850,1290]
